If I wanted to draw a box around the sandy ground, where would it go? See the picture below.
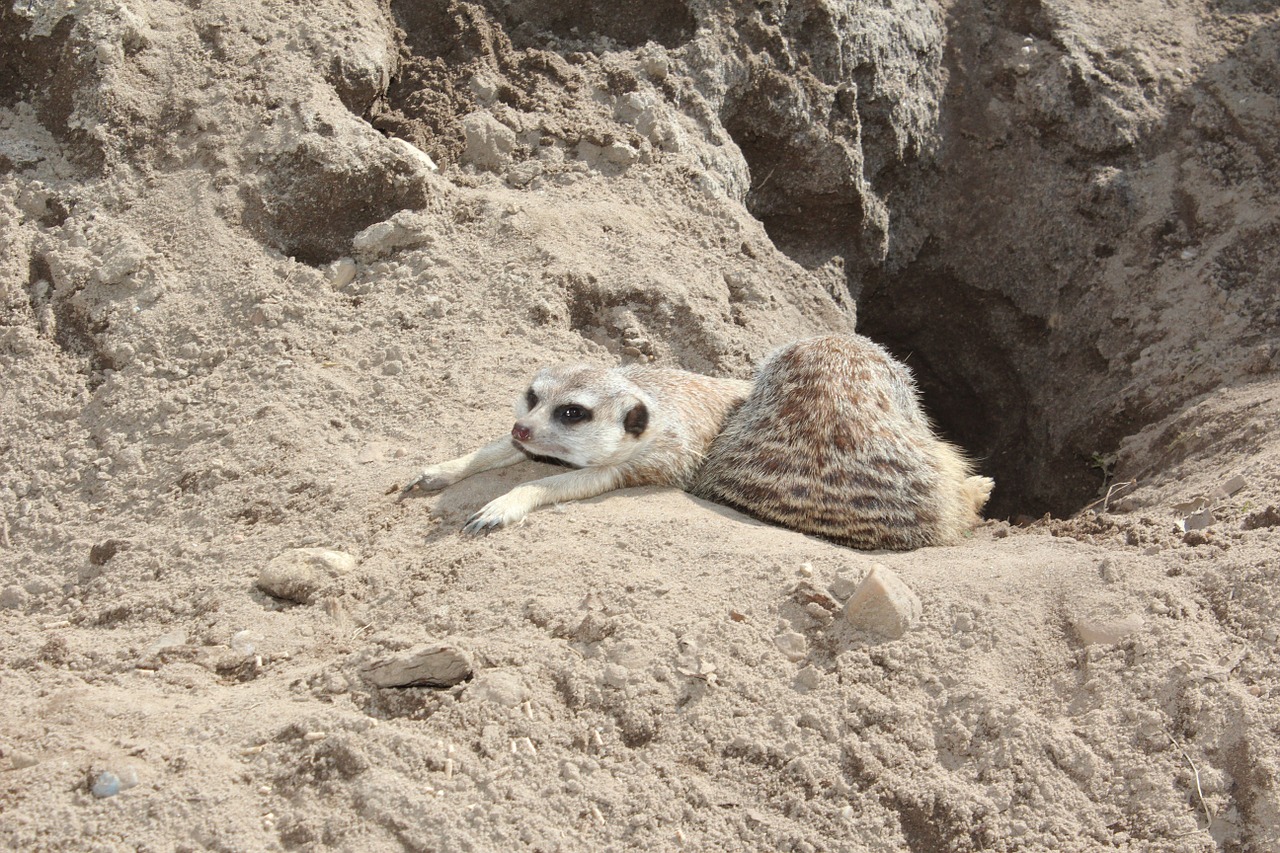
[2,0,1280,850]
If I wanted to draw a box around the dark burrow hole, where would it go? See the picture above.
[723,126,1106,517]
[856,271,1106,521]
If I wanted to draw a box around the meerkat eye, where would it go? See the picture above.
[555,404,592,424]
[525,388,538,410]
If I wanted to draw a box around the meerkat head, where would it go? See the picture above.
[510,364,652,468]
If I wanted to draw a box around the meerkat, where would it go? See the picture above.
[691,335,994,549]
[401,363,753,533]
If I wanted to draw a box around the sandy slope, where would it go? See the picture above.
[2,1,1280,850]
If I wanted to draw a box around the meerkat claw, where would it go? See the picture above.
[462,512,501,535]
[463,493,532,534]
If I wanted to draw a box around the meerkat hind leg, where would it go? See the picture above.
[401,437,526,497]
[463,466,625,534]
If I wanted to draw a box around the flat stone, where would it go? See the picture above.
[361,643,473,688]
[842,565,921,639]
[1072,611,1144,646]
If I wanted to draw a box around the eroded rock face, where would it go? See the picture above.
[369,0,946,266]
[856,1,1280,518]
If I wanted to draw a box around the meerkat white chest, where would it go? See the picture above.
[513,365,656,468]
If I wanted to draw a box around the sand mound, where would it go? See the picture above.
[3,1,1279,850]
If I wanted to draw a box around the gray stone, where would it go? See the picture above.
[361,643,473,688]
[257,548,356,604]
[842,565,921,639]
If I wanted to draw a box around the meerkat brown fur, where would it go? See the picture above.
[692,335,994,550]
[402,363,753,533]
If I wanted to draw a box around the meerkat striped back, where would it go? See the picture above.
[692,335,988,550]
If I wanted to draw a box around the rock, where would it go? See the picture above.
[229,630,259,656]
[91,772,122,798]
[327,257,357,289]
[387,136,438,172]
[361,643,473,688]
[639,50,669,80]
[0,585,28,610]
[829,572,862,600]
[90,766,138,798]
[256,548,356,604]
[467,670,527,706]
[146,630,187,657]
[601,142,638,166]
[1072,611,1144,646]
[794,665,823,692]
[774,630,807,662]
[505,160,543,188]
[841,565,921,639]
[89,538,129,566]
[602,664,630,688]
[351,210,434,257]
[461,111,517,171]
[1243,505,1280,530]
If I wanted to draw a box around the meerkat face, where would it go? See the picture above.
[510,365,652,468]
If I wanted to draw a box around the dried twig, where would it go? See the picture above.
[1165,730,1212,831]
[1081,479,1137,515]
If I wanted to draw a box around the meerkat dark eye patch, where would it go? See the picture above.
[623,402,648,437]
[555,404,592,424]
[525,388,538,410]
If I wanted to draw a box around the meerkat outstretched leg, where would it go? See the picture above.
[400,437,525,498]
[401,363,752,533]
[462,465,627,533]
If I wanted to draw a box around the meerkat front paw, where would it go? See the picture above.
[462,493,531,535]
[400,465,456,498]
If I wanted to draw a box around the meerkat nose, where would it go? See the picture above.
[512,423,532,442]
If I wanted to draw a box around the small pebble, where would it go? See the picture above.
[90,766,138,798]
[91,772,122,798]
[229,630,258,656]
[842,565,921,639]
[1072,611,1144,646]
[794,665,823,691]
[327,257,357,289]
[774,630,807,662]
[257,548,356,604]
[0,585,28,610]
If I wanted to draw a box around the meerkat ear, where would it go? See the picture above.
[623,402,649,437]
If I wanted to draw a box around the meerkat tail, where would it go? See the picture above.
[963,475,995,515]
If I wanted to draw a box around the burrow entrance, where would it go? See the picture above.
[715,21,1125,522]
[722,85,1115,519]
[854,272,1109,521]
